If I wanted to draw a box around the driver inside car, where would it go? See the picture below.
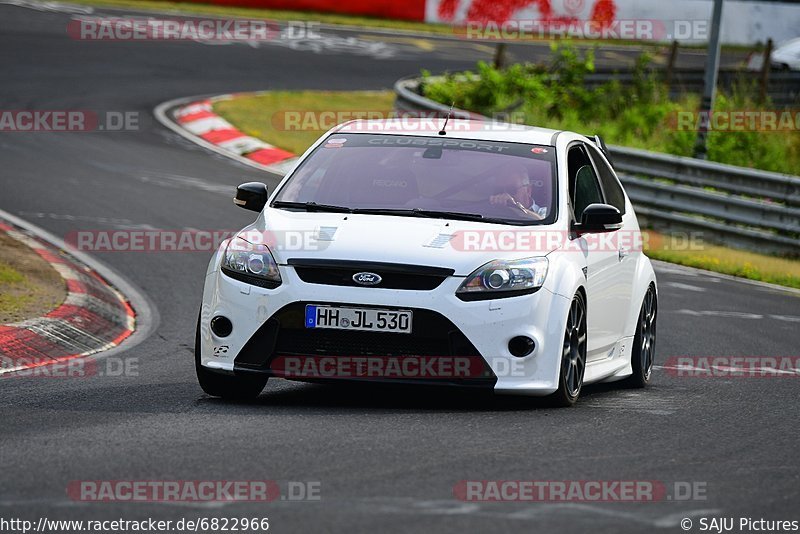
[488,163,547,220]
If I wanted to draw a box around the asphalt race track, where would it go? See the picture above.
[0,3,798,533]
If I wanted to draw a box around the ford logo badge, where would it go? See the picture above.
[353,272,382,286]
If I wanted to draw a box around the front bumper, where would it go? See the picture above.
[199,264,572,395]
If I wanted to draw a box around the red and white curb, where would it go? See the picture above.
[0,220,136,376]
[160,94,298,177]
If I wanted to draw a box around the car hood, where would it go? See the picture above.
[772,48,799,67]
[235,208,561,276]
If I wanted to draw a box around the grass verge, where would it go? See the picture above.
[0,232,67,324]
[213,90,395,155]
[644,232,800,289]
[212,90,800,289]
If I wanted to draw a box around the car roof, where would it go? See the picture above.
[776,37,800,51]
[334,118,566,146]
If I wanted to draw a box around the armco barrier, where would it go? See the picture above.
[586,69,800,108]
[395,77,800,255]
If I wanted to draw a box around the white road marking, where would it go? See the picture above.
[581,391,678,414]
[0,497,240,509]
[137,171,232,196]
[366,497,722,527]
[673,309,800,322]
[77,12,399,59]
[675,309,763,319]
[0,494,725,526]
[112,223,160,231]
[664,282,707,292]
[653,264,699,277]
[770,314,800,323]
[657,364,800,376]
[652,260,800,295]
[195,31,398,59]
[0,0,93,14]
[18,212,134,226]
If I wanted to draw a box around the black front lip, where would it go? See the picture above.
[229,366,497,389]
[228,301,498,388]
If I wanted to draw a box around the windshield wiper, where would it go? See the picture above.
[353,207,489,222]
[273,203,511,224]
[271,201,353,213]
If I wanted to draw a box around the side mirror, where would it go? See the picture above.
[234,182,268,212]
[574,203,622,234]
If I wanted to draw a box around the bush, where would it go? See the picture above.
[421,44,799,174]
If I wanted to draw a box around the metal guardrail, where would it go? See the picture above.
[395,77,800,255]
[586,69,800,107]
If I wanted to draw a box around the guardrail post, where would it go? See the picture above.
[759,38,773,104]
[665,40,679,91]
[693,0,725,160]
[493,43,508,70]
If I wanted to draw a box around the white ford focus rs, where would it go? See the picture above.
[196,119,657,406]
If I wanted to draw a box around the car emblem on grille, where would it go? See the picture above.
[352,272,382,286]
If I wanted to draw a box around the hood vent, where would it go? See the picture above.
[424,233,454,249]
[316,226,338,241]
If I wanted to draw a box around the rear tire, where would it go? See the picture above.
[624,284,657,388]
[195,312,267,400]
[548,292,587,407]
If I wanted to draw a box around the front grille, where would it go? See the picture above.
[270,303,478,357]
[289,259,454,290]
[234,302,495,386]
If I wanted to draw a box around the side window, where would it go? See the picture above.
[587,145,626,215]
[567,145,603,218]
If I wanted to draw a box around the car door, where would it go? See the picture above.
[585,143,637,342]
[567,143,621,362]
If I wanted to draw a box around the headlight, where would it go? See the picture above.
[221,236,281,288]
[456,258,548,301]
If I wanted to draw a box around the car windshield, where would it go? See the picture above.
[272,133,557,225]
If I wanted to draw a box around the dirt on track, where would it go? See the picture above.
[0,231,66,324]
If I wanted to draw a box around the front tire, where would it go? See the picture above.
[625,284,657,388]
[549,292,587,407]
[195,312,267,400]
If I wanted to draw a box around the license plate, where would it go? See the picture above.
[305,305,412,334]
